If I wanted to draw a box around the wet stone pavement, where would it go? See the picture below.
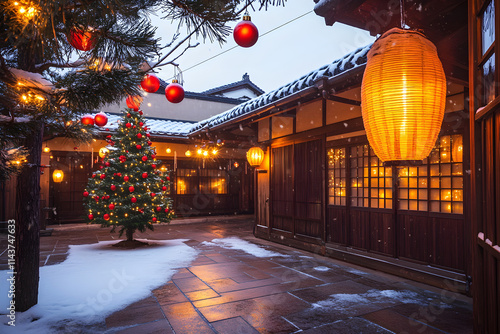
[0,217,473,333]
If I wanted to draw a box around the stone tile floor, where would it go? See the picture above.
[0,216,473,333]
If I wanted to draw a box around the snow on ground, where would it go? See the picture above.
[313,266,330,272]
[0,239,198,334]
[202,237,288,258]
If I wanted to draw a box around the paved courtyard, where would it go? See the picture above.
[1,216,472,333]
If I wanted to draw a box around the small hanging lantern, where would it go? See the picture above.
[43,144,50,153]
[94,112,108,127]
[185,149,192,157]
[166,147,172,154]
[67,28,96,51]
[141,74,160,93]
[234,15,259,48]
[126,95,143,111]
[246,147,264,167]
[52,169,64,183]
[361,28,446,164]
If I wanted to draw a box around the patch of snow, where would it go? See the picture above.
[9,68,54,93]
[0,239,198,333]
[313,266,330,272]
[486,238,493,246]
[201,237,287,258]
[478,232,484,240]
[494,245,500,254]
[345,268,369,276]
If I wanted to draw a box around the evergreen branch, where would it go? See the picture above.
[34,59,86,73]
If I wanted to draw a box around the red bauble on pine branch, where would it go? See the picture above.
[141,74,160,93]
[94,113,108,127]
[165,80,185,103]
[81,114,94,125]
[233,16,259,48]
[68,28,97,51]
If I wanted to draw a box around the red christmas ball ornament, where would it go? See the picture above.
[146,133,151,138]
[152,164,157,169]
[139,111,143,115]
[133,125,136,129]
[156,206,162,212]
[94,113,108,127]
[68,28,97,51]
[136,144,142,150]
[152,217,157,222]
[142,156,147,162]
[137,133,142,139]
[131,197,137,203]
[150,192,155,197]
[126,95,142,111]
[105,162,110,167]
[83,191,89,197]
[95,196,100,200]
[125,122,131,128]
[88,214,94,220]
[103,214,110,220]
[165,80,185,103]
[140,74,160,93]
[124,175,130,181]
[139,122,144,127]
[92,174,96,178]
[162,186,167,191]
[151,154,156,159]
[117,173,122,177]
[233,16,259,48]
[106,135,112,139]
[110,185,116,191]
[164,208,169,213]
[127,113,131,118]
[99,165,103,170]
[81,114,94,126]
[100,174,106,179]
[109,203,115,210]
[129,186,135,192]
[147,141,152,146]
[142,172,148,178]
[166,176,170,181]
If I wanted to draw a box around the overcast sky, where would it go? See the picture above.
[150,0,374,93]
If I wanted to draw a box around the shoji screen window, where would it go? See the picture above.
[368,147,393,209]
[398,163,428,211]
[176,169,198,195]
[199,169,228,194]
[327,148,346,205]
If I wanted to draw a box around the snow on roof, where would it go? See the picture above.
[190,44,371,133]
[92,113,195,137]
[202,73,265,97]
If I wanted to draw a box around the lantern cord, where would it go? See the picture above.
[400,0,406,29]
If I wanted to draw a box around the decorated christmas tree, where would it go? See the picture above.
[84,108,173,243]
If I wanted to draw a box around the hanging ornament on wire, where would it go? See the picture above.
[67,28,97,51]
[126,95,143,111]
[141,73,160,93]
[94,112,108,127]
[165,66,185,104]
[233,5,259,48]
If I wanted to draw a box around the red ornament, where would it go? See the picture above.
[94,113,108,127]
[110,185,116,191]
[100,174,106,179]
[156,207,162,212]
[164,208,169,213]
[133,125,136,129]
[125,122,131,128]
[140,74,160,93]
[152,217,157,222]
[129,186,135,192]
[95,196,100,200]
[119,155,126,162]
[136,144,142,150]
[142,172,148,178]
[105,162,110,167]
[162,186,167,191]
[109,204,115,210]
[68,29,97,51]
[88,214,94,220]
[99,165,103,169]
[106,135,112,139]
[233,16,259,48]
[127,113,131,118]
[151,154,156,159]
[117,173,122,177]
[124,175,130,181]
[103,214,110,220]
[139,111,143,115]
[81,115,94,125]
[150,192,156,197]
[142,156,147,162]
[126,95,142,111]
[147,141,152,146]
[165,81,185,103]
[166,176,170,181]
[92,174,96,178]
[146,133,151,138]
[139,122,144,127]
[152,164,157,169]
[137,133,142,139]
[131,197,137,203]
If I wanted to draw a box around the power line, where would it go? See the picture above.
[176,10,314,77]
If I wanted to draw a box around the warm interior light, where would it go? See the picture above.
[43,146,50,153]
[361,28,446,163]
[197,148,203,155]
[166,147,171,154]
[246,147,265,167]
[53,169,64,183]
[185,150,192,157]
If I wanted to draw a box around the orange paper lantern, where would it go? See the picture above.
[361,28,446,163]
[246,147,264,167]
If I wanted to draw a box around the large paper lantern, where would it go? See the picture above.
[246,147,264,167]
[361,28,446,164]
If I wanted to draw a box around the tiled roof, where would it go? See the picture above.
[92,113,195,137]
[202,73,265,96]
[190,44,371,133]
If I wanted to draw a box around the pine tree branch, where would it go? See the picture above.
[34,59,86,73]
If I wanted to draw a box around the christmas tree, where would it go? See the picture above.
[84,108,174,243]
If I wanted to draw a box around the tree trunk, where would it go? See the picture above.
[126,228,134,241]
[14,122,43,312]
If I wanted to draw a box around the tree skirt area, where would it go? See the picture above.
[0,239,198,333]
